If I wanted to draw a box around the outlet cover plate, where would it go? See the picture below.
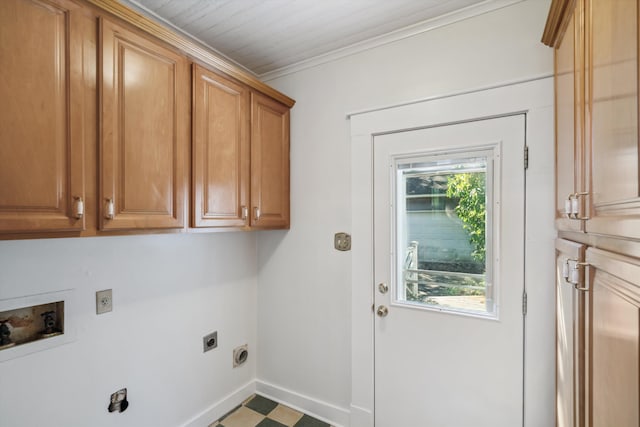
[334,232,351,251]
[203,331,218,352]
[96,289,113,315]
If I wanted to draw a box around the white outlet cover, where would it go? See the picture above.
[96,289,113,315]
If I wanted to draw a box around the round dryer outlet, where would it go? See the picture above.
[233,344,248,367]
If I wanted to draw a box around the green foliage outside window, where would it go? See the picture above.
[446,173,486,263]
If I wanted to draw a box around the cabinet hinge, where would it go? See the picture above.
[522,292,528,316]
[524,146,529,170]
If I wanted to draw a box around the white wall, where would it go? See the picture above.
[0,232,257,427]
[257,0,553,422]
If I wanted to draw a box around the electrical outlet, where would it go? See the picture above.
[96,289,113,315]
[203,331,218,352]
[334,232,351,251]
[233,344,248,367]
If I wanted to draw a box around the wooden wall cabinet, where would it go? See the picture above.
[547,0,639,238]
[192,66,291,230]
[100,18,189,231]
[0,0,88,234]
[0,0,293,238]
[192,64,250,228]
[250,93,290,229]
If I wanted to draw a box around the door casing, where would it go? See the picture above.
[349,77,555,427]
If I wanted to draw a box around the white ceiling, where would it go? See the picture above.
[123,0,519,78]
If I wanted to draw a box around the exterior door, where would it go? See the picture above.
[373,115,525,427]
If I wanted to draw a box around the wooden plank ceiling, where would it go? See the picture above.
[123,0,489,76]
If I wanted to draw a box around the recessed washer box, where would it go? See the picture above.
[0,289,76,363]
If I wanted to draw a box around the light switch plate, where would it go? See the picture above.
[334,232,351,251]
[96,289,113,315]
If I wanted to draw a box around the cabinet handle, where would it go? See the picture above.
[254,207,260,221]
[565,192,590,220]
[241,206,248,220]
[73,196,84,220]
[564,259,590,292]
[574,284,589,292]
[105,198,115,220]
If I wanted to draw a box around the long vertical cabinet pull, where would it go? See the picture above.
[254,206,261,221]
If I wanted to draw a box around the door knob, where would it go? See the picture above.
[376,305,389,317]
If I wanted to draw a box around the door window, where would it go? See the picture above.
[394,147,498,317]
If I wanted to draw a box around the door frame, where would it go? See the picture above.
[348,77,555,427]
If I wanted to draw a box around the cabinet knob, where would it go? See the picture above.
[73,196,84,220]
[105,198,115,220]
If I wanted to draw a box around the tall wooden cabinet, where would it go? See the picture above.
[0,0,89,233]
[0,0,294,239]
[544,1,640,426]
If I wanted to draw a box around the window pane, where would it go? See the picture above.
[395,151,495,316]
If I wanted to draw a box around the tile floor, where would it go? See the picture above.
[210,394,333,427]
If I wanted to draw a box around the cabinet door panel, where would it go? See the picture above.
[0,0,85,233]
[587,0,640,237]
[251,93,290,229]
[192,65,249,228]
[556,239,586,427]
[586,248,640,427]
[556,4,585,233]
[100,19,187,230]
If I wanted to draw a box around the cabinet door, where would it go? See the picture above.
[556,239,586,427]
[556,1,585,233]
[100,19,188,230]
[192,65,249,228]
[0,0,85,233]
[250,93,290,229]
[585,248,640,427]
[586,0,639,238]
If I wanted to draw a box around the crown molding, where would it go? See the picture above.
[541,0,575,47]
[259,0,524,82]
[87,0,295,107]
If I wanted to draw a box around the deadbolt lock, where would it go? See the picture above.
[378,283,389,294]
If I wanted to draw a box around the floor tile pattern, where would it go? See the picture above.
[210,395,333,427]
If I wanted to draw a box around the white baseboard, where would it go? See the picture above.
[255,379,351,427]
[180,381,256,427]
[349,404,373,427]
